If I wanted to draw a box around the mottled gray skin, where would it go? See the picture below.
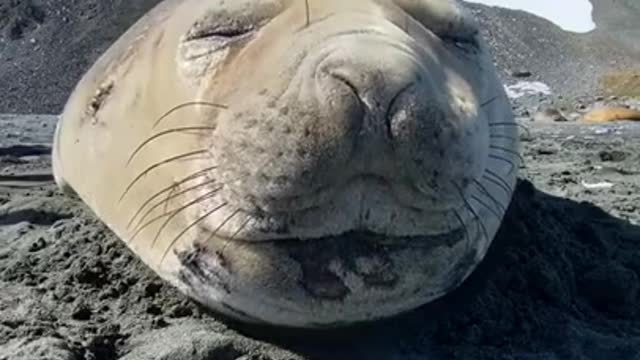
[52,0,519,328]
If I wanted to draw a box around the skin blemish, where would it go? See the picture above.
[87,82,114,123]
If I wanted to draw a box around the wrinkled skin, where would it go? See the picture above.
[53,0,519,328]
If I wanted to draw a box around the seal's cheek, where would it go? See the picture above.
[385,76,488,200]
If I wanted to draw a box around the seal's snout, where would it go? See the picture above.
[211,34,487,227]
[323,59,418,122]
[314,43,482,200]
[318,44,425,128]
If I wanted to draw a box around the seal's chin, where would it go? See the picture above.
[170,216,476,329]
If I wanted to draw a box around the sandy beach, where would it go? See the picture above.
[1,113,639,359]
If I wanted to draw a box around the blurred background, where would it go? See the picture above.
[1,0,639,114]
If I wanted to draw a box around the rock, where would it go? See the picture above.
[533,108,568,122]
[120,320,302,360]
[0,282,54,328]
[566,112,581,122]
[0,337,76,360]
[512,70,532,78]
[598,150,629,162]
[71,301,92,321]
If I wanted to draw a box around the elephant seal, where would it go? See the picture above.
[582,106,640,123]
[52,0,519,329]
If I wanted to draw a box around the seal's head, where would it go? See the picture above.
[73,0,519,329]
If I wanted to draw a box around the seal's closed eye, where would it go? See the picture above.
[184,2,285,46]
[185,13,260,45]
[177,1,286,84]
[186,20,255,41]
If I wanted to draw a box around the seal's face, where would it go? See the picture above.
[178,0,493,240]
[150,0,517,328]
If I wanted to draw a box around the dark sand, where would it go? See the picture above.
[1,115,639,359]
[1,0,640,359]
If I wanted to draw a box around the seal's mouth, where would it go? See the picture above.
[200,172,471,243]
[236,174,457,213]
[216,227,466,247]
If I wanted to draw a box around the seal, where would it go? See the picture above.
[52,0,520,329]
[582,106,640,123]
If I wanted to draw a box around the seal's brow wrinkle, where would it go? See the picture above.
[53,0,519,328]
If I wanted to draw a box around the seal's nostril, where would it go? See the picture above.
[385,82,415,140]
[330,70,416,115]
[329,72,362,102]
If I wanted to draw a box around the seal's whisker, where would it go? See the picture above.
[488,154,517,174]
[471,194,501,219]
[489,145,527,174]
[129,187,221,244]
[119,149,209,203]
[173,155,212,164]
[490,144,525,165]
[218,215,253,259]
[127,126,216,165]
[184,208,243,263]
[130,177,219,231]
[489,121,530,138]
[490,134,518,142]
[164,185,179,215]
[452,181,489,245]
[402,13,410,34]
[230,216,252,243]
[148,188,224,248]
[204,208,242,244]
[452,209,470,253]
[483,169,513,195]
[304,0,310,27]
[132,168,249,237]
[126,166,218,229]
[160,202,228,263]
[152,101,228,129]
[481,96,498,107]
[473,179,506,214]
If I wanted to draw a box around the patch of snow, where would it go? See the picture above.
[465,0,596,33]
[504,81,552,99]
[594,128,613,135]
[581,180,614,190]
